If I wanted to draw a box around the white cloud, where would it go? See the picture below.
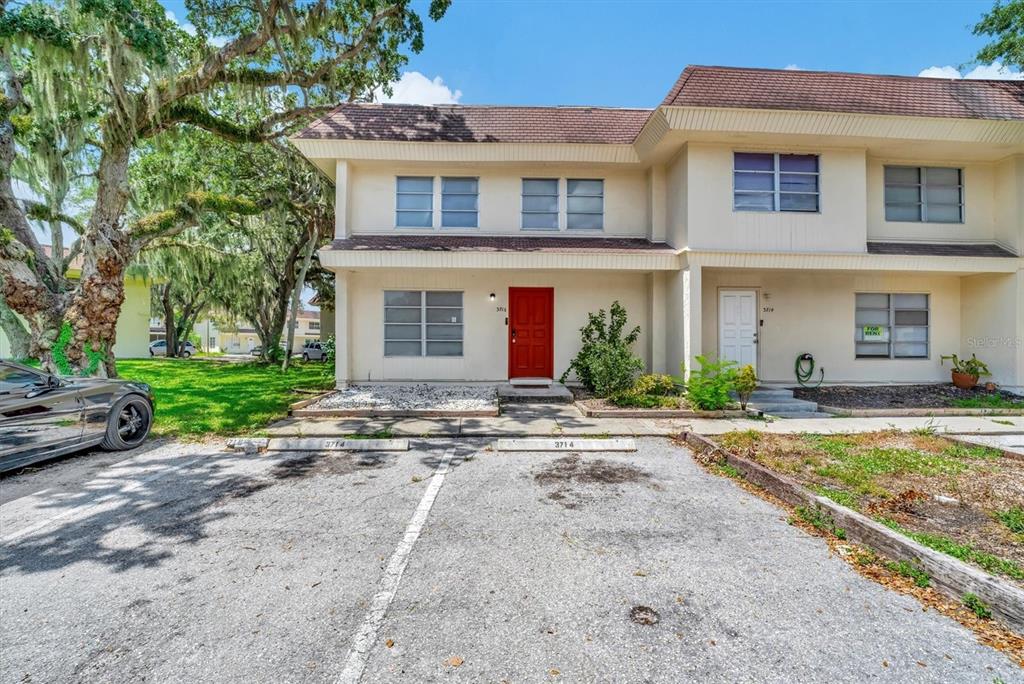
[917,61,1024,80]
[374,71,462,105]
[783,64,804,71]
[165,10,197,36]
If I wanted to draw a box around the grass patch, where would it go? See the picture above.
[951,395,1024,410]
[118,359,334,438]
[996,507,1024,535]
[990,418,1015,426]
[884,559,931,588]
[877,517,1024,581]
[810,484,860,510]
[715,463,743,480]
[792,505,847,540]
[962,592,992,619]
[345,429,395,440]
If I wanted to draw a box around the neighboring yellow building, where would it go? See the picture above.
[1,273,152,360]
[216,310,322,353]
[292,66,1022,391]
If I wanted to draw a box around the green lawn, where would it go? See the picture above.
[118,359,334,438]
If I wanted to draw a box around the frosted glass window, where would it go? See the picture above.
[734,152,819,212]
[855,293,929,359]
[884,166,962,223]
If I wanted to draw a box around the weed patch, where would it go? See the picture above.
[997,507,1024,535]
[792,505,846,540]
[884,560,931,588]
[962,593,993,619]
[877,518,1024,581]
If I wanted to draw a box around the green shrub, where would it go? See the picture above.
[560,301,642,395]
[734,364,757,409]
[322,334,336,365]
[684,355,737,410]
[587,341,644,397]
[610,393,679,409]
[629,373,679,397]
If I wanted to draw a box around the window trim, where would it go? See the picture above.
[566,178,605,230]
[383,290,464,358]
[883,165,964,224]
[732,152,820,213]
[395,176,434,229]
[521,177,560,231]
[854,292,930,360]
[440,176,479,229]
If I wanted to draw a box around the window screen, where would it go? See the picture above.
[734,153,819,212]
[522,179,559,229]
[396,177,433,228]
[855,293,929,359]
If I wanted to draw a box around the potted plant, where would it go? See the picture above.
[940,353,990,390]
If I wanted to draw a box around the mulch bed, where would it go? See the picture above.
[793,383,1023,409]
[711,430,1024,587]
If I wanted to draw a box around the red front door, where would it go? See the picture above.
[508,287,554,379]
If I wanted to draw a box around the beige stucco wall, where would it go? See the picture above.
[665,146,687,249]
[1,275,151,360]
[866,159,998,244]
[347,163,648,237]
[341,269,651,382]
[993,155,1024,255]
[685,143,868,253]
[700,269,963,384]
[961,270,1024,391]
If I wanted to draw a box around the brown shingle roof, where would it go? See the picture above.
[296,104,652,144]
[327,235,674,253]
[866,242,1018,258]
[662,65,1024,121]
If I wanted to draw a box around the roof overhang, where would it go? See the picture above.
[289,138,640,180]
[319,246,678,271]
[684,249,1022,275]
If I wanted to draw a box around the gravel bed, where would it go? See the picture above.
[308,383,498,411]
[792,383,1024,409]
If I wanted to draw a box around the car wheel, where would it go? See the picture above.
[302,353,309,362]
[101,395,153,451]
[182,351,191,359]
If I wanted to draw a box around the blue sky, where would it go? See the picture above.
[163,0,1022,107]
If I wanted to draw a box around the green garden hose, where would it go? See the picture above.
[795,353,824,388]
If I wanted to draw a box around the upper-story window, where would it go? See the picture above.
[396,176,433,228]
[441,177,478,228]
[309,321,320,331]
[884,166,963,223]
[522,178,559,230]
[734,152,819,213]
[567,179,604,230]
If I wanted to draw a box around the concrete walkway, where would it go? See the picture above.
[267,403,1024,438]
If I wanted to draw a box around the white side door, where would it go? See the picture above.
[719,290,757,372]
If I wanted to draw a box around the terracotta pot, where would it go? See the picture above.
[951,371,979,390]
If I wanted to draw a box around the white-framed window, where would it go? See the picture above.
[855,293,929,359]
[521,178,559,230]
[567,179,604,230]
[384,290,463,357]
[734,152,819,213]
[884,166,963,223]
[441,177,478,228]
[309,321,320,331]
[396,176,433,228]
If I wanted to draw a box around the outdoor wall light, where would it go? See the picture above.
[489,293,496,301]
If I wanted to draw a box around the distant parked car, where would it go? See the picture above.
[149,339,196,358]
[0,361,155,473]
[249,346,262,356]
[301,341,326,362]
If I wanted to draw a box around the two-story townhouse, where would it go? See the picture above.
[291,66,1024,392]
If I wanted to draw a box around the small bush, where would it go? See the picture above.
[685,355,737,410]
[629,373,679,397]
[561,301,643,396]
[962,593,992,619]
[610,393,679,409]
[734,365,757,409]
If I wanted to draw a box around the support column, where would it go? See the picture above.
[682,264,702,380]
[647,272,667,373]
[334,160,350,239]
[648,165,667,243]
[334,271,350,388]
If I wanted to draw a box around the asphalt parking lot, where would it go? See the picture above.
[1,438,1020,683]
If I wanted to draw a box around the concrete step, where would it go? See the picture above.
[748,399,819,413]
[498,382,573,404]
[769,411,835,419]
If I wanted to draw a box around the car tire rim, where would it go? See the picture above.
[118,403,148,441]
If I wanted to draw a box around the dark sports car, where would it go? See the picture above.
[0,361,155,473]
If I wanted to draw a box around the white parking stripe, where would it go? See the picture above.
[337,448,456,684]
